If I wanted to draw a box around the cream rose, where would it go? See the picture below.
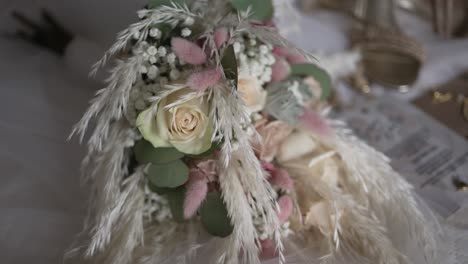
[238,72,267,113]
[136,87,213,155]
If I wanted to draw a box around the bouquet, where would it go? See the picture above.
[71,0,440,263]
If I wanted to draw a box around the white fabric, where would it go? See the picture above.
[0,1,467,264]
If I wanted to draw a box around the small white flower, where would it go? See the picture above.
[267,54,276,65]
[239,53,247,62]
[282,221,290,229]
[147,65,159,79]
[140,66,148,74]
[259,45,268,54]
[181,28,192,37]
[132,30,140,40]
[137,12,146,19]
[149,56,158,64]
[233,42,242,53]
[169,69,180,80]
[249,39,257,46]
[166,53,176,64]
[149,28,162,39]
[158,46,167,57]
[184,16,195,26]
[147,46,158,56]
[247,50,255,57]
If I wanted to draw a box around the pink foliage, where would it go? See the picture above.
[171,37,207,65]
[183,171,208,219]
[187,68,222,91]
[214,27,229,50]
[270,168,294,191]
[272,46,307,64]
[277,195,293,225]
[300,109,331,137]
[271,56,291,82]
[260,239,278,260]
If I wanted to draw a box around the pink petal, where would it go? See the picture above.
[187,68,222,91]
[184,175,208,219]
[214,27,229,50]
[272,46,308,64]
[272,47,289,58]
[261,161,276,174]
[271,56,291,82]
[171,37,207,65]
[260,239,278,260]
[300,109,331,137]
[270,168,294,190]
[277,195,293,225]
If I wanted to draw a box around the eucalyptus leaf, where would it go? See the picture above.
[230,0,274,22]
[166,187,186,222]
[200,192,233,237]
[149,0,186,9]
[134,140,184,164]
[148,181,172,195]
[147,160,189,188]
[290,64,332,101]
[221,45,238,89]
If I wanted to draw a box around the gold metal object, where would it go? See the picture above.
[462,98,468,122]
[453,177,468,192]
[432,91,453,104]
[351,0,426,89]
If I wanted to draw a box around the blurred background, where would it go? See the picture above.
[0,0,467,263]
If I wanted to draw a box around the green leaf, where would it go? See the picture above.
[148,181,172,195]
[230,0,274,22]
[221,45,238,89]
[166,187,186,222]
[290,64,332,101]
[134,140,184,164]
[200,192,234,237]
[147,160,189,188]
[149,0,186,9]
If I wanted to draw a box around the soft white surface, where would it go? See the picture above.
[0,1,467,264]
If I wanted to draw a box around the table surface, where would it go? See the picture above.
[0,1,467,263]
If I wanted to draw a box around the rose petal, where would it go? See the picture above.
[260,239,278,259]
[214,27,229,50]
[171,37,207,65]
[277,195,293,224]
[271,56,291,82]
[187,68,222,91]
[300,109,331,137]
[270,168,293,190]
[183,172,208,219]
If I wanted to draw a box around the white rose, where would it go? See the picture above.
[238,72,267,113]
[136,87,213,155]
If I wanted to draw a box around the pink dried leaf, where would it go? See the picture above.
[171,37,207,65]
[271,56,291,82]
[214,27,229,50]
[272,46,308,64]
[260,239,278,260]
[300,109,331,137]
[187,68,222,91]
[270,168,294,191]
[183,175,208,219]
[277,195,293,225]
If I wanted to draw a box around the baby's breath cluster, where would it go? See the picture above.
[142,183,172,223]
[234,34,276,85]
[126,12,198,124]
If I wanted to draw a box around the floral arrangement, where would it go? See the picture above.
[71,1,440,263]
